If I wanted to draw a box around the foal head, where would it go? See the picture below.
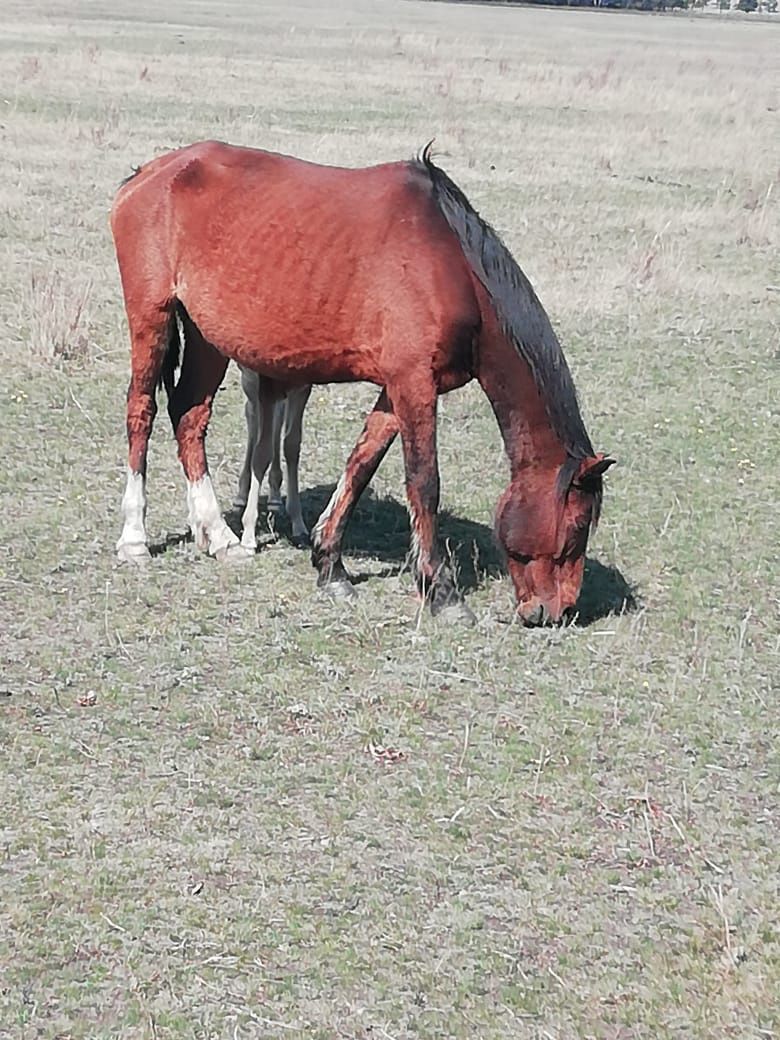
[496,454,614,626]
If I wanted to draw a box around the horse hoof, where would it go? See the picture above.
[320,579,357,601]
[291,531,311,549]
[433,599,476,627]
[216,543,254,564]
[117,542,151,564]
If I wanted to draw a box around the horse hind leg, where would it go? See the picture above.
[168,311,245,561]
[117,300,177,563]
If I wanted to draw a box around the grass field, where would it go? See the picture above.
[1,2,778,1037]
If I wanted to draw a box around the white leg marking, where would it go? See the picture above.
[187,475,239,557]
[312,470,347,546]
[117,468,151,561]
[240,473,261,551]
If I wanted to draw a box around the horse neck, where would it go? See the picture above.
[476,321,566,479]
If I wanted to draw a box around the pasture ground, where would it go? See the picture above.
[1,2,778,1037]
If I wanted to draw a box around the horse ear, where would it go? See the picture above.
[574,454,615,487]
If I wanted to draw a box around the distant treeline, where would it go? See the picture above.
[446,0,775,10]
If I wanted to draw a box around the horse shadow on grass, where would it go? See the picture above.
[151,484,636,626]
[294,484,636,626]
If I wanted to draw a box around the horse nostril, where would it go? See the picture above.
[522,604,545,628]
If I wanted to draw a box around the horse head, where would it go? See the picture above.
[496,454,615,626]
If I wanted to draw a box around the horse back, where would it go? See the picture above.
[111,142,481,386]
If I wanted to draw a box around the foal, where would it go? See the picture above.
[234,368,311,550]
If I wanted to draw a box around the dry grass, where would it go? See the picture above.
[22,269,94,361]
[0,2,778,1039]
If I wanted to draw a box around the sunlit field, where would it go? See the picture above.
[1,2,777,1037]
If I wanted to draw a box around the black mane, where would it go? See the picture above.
[119,165,142,188]
[418,144,595,465]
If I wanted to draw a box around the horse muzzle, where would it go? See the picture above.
[519,603,574,628]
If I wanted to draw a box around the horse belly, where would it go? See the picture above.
[178,270,381,385]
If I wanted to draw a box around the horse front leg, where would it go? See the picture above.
[388,379,474,623]
[311,388,398,596]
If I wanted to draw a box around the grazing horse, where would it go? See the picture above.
[111,140,613,626]
[234,368,311,550]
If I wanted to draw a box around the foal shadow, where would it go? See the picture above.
[149,529,192,556]
[299,484,637,625]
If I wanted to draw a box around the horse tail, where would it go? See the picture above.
[159,305,182,400]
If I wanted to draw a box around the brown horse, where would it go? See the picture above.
[111,141,613,626]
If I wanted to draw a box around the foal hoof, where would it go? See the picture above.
[215,543,255,564]
[429,584,476,626]
[117,542,151,565]
[291,531,311,550]
[320,579,357,601]
[434,599,477,627]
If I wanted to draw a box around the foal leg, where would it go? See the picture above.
[240,379,277,552]
[311,388,398,595]
[117,303,175,563]
[267,399,285,514]
[234,366,260,510]
[387,378,471,620]
[168,313,243,561]
[282,385,312,547]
